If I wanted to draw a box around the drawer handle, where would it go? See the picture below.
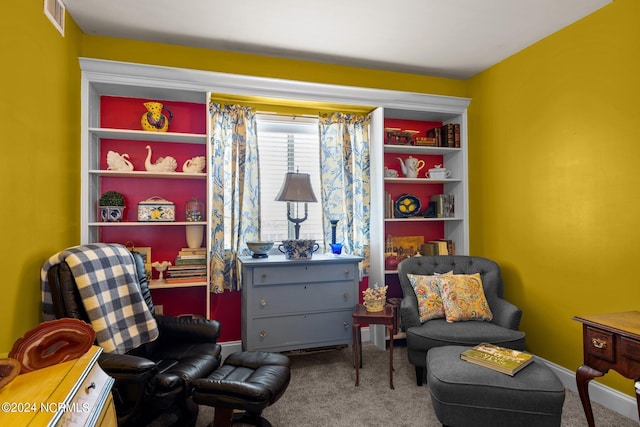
[86,382,96,392]
[260,298,267,307]
[592,338,607,349]
[343,292,349,299]
[259,330,267,337]
[344,269,350,276]
[344,322,350,329]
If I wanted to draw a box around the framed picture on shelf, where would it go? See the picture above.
[128,245,152,280]
[390,236,424,259]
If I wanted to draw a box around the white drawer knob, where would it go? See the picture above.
[260,298,267,307]
[343,322,350,329]
[259,330,267,337]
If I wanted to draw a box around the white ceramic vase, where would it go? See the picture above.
[185,224,204,249]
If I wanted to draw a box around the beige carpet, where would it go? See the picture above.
[195,343,636,427]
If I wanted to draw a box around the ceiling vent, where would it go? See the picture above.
[44,0,65,36]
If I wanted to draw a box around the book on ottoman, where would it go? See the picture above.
[460,343,533,376]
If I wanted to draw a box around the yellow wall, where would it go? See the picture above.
[79,36,467,97]
[467,0,640,395]
[5,0,636,402]
[1,3,465,352]
[1,3,82,349]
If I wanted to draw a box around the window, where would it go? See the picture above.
[256,114,324,245]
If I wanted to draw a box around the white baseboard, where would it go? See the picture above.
[542,357,638,423]
[220,333,638,423]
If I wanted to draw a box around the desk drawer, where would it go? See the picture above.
[586,326,615,362]
[252,263,357,286]
[251,281,356,315]
[621,336,640,362]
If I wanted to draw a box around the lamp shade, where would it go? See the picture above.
[275,172,318,203]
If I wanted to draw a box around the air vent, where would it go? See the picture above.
[44,0,65,36]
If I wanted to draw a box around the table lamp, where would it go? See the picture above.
[275,171,317,239]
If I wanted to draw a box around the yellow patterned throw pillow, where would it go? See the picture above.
[437,273,493,323]
[407,274,446,322]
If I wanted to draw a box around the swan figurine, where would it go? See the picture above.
[145,145,177,172]
[182,156,206,173]
[106,150,134,171]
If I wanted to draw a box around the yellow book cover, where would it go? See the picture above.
[460,343,533,376]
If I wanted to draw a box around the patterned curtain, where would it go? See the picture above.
[209,102,260,292]
[319,112,371,276]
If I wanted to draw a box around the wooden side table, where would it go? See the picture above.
[573,311,640,427]
[352,303,395,389]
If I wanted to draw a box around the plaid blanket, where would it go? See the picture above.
[41,243,159,354]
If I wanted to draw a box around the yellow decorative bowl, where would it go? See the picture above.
[364,297,385,312]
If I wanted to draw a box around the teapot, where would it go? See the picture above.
[397,156,425,178]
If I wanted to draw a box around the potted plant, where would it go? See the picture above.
[99,190,125,222]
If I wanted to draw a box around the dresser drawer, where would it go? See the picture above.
[251,281,356,315]
[585,326,615,362]
[252,263,357,286]
[246,310,353,351]
[59,362,114,426]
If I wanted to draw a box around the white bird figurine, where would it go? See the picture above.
[106,150,134,171]
[145,145,177,172]
[182,156,206,173]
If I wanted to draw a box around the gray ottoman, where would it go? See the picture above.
[427,346,565,427]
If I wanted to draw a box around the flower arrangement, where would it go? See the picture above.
[362,283,388,312]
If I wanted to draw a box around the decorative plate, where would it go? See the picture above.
[394,194,421,217]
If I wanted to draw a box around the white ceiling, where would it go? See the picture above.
[64,0,611,79]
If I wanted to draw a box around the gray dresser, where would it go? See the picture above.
[240,254,363,352]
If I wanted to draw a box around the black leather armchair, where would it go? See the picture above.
[397,255,526,385]
[45,250,222,427]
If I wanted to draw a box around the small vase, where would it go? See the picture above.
[185,224,204,249]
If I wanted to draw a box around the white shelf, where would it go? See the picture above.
[89,127,206,144]
[149,280,208,289]
[88,221,207,226]
[383,144,461,155]
[384,217,461,222]
[89,170,206,179]
[384,177,461,184]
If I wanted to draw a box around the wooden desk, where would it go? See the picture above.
[573,311,640,427]
[352,303,394,389]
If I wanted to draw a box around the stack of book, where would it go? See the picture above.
[420,239,455,256]
[430,194,455,218]
[460,343,533,376]
[426,123,461,148]
[165,248,207,284]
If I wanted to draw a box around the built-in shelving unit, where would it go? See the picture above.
[79,58,470,329]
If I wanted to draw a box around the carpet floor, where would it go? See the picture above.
[195,343,636,427]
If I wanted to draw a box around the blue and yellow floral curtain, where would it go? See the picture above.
[209,102,260,292]
[319,112,371,275]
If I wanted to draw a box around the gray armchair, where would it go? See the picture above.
[397,255,526,385]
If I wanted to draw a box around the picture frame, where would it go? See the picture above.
[129,246,152,280]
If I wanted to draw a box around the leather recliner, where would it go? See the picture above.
[46,250,222,427]
[397,255,526,386]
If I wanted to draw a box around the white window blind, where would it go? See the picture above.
[256,114,324,244]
